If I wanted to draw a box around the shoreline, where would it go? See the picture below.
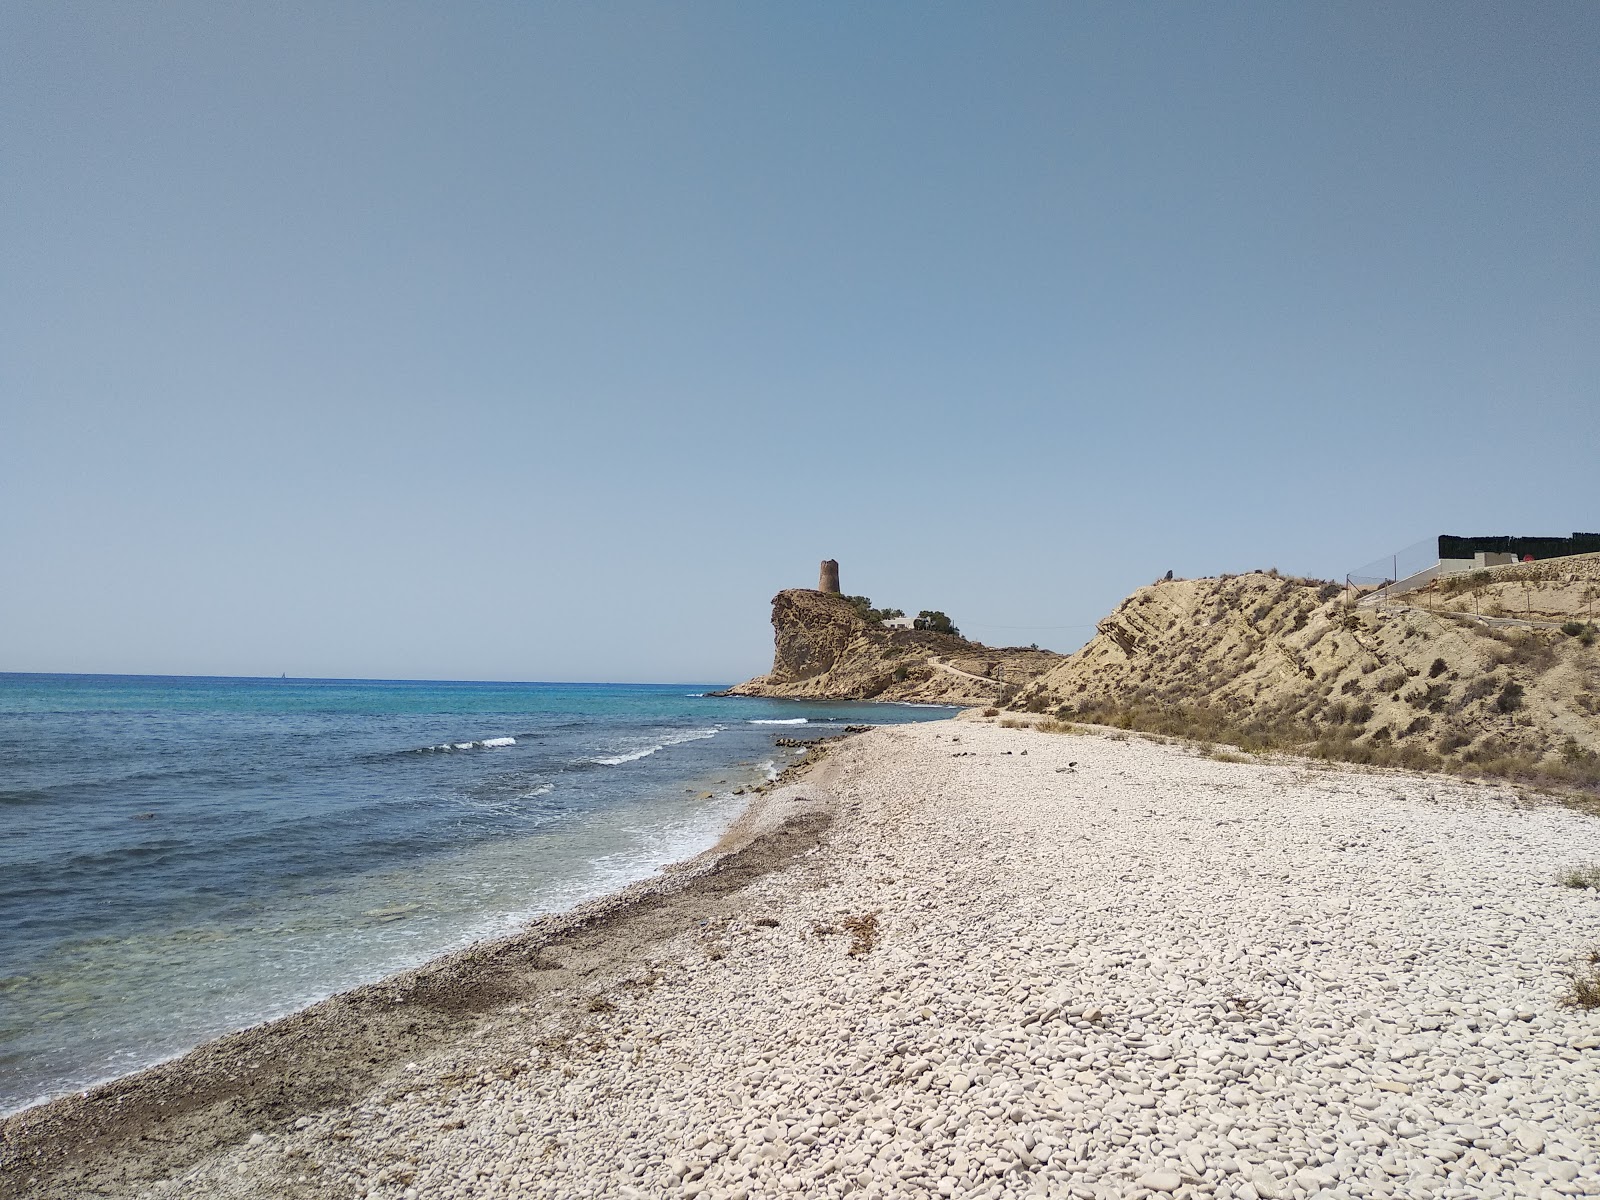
[0,741,789,1120]
[7,720,1600,1198]
[0,739,847,1198]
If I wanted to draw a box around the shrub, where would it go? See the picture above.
[1403,682,1450,711]
[982,707,999,717]
[844,596,905,625]
[1429,657,1448,678]
[1492,633,1557,673]
[1561,737,1594,765]
[1495,681,1526,714]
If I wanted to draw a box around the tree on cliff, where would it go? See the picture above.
[844,596,905,626]
[915,610,959,636]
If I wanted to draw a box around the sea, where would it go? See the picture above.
[0,673,956,1115]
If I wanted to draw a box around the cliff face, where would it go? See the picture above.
[1008,567,1600,793]
[725,590,1062,706]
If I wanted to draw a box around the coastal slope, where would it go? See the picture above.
[1008,564,1600,792]
[722,589,1061,706]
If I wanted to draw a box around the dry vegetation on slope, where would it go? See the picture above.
[1006,561,1600,797]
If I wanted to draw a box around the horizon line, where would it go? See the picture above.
[0,670,736,689]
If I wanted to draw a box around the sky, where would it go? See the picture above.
[3,2,1596,683]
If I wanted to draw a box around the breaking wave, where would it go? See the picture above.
[580,727,720,767]
[748,718,808,725]
[412,736,517,753]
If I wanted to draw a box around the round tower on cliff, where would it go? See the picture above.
[818,559,841,593]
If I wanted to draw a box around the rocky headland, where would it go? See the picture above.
[718,589,1061,707]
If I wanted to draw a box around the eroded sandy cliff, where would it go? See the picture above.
[1010,564,1600,793]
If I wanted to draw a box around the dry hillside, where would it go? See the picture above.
[1405,553,1600,623]
[721,589,1061,706]
[1007,562,1600,795]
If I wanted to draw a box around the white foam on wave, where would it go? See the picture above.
[748,718,808,725]
[582,727,720,767]
[760,759,780,782]
[420,736,518,753]
[587,746,663,766]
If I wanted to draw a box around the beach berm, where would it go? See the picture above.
[6,720,1600,1198]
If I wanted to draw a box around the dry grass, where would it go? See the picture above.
[1561,947,1600,1011]
[1557,864,1600,890]
[1053,696,1600,798]
[1036,718,1086,735]
[840,911,880,956]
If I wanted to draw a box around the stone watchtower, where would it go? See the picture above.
[818,559,841,593]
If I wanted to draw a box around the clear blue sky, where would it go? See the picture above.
[4,2,1596,682]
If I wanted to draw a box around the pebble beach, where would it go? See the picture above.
[7,719,1600,1199]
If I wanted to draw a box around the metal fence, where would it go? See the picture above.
[1345,537,1437,595]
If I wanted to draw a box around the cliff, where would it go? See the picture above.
[1005,563,1600,795]
[723,589,1062,707]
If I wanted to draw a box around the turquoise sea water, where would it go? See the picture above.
[0,673,955,1114]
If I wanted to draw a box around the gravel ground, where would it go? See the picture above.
[20,720,1600,1199]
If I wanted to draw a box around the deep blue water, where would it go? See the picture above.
[0,673,955,1113]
